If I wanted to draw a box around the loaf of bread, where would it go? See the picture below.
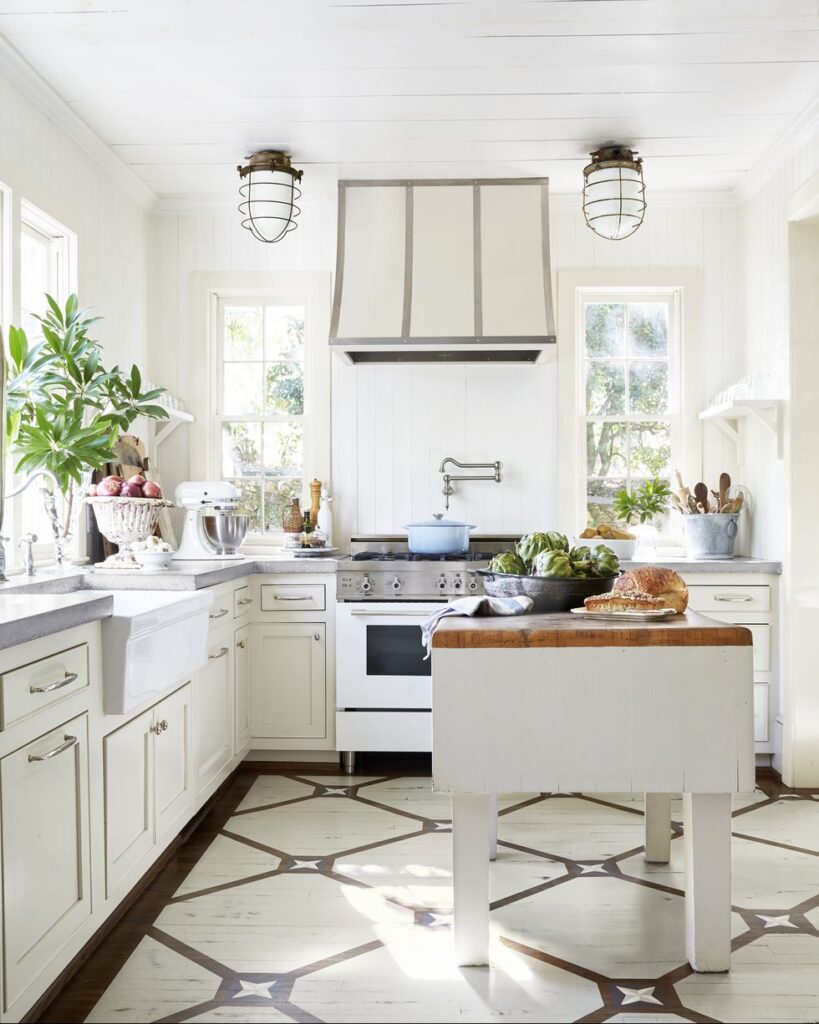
[583,591,665,612]
[613,566,689,613]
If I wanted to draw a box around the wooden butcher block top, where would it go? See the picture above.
[431,610,753,650]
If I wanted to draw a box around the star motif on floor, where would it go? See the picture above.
[290,858,322,871]
[577,862,607,875]
[317,786,350,797]
[617,986,662,1006]
[430,821,451,831]
[233,979,277,1000]
[758,913,798,929]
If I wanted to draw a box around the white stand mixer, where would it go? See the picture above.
[173,481,247,560]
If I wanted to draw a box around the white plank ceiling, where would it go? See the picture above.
[1,0,818,199]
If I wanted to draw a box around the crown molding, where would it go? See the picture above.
[0,36,156,211]
[734,94,819,205]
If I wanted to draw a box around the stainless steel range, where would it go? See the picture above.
[336,534,515,773]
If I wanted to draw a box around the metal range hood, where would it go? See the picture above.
[329,178,556,363]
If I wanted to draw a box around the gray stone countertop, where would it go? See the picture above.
[0,591,114,651]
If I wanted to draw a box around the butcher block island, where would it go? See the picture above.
[431,610,754,974]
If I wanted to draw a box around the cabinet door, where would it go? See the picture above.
[155,684,194,839]
[104,709,154,896]
[2,714,91,1008]
[235,625,251,750]
[251,623,326,739]
[193,640,234,796]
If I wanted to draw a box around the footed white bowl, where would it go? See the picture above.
[135,550,174,571]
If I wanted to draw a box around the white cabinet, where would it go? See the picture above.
[104,685,193,896]
[251,623,326,739]
[193,638,234,796]
[2,713,91,1009]
[235,624,251,753]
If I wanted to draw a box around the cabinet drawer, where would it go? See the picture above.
[1,643,89,730]
[234,585,254,617]
[687,585,770,613]
[260,583,326,612]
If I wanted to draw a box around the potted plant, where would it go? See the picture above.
[5,293,169,565]
[612,477,671,558]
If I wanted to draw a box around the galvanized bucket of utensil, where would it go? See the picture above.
[683,513,739,560]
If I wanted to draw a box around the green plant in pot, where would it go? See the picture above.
[612,477,671,557]
[4,293,169,566]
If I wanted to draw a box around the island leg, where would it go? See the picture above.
[489,793,498,861]
[452,792,490,966]
[645,793,672,863]
[684,792,732,972]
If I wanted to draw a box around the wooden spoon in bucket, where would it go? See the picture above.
[694,482,710,513]
[719,472,731,510]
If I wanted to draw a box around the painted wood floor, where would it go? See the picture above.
[39,769,819,1023]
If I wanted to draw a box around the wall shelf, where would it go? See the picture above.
[152,406,194,448]
[699,398,784,459]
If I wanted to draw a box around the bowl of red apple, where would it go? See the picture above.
[85,475,175,570]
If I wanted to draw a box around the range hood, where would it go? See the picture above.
[329,178,556,363]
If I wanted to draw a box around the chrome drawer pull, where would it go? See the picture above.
[714,594,754,603]
[209,646,229,660]
[209,608,229,619]
[237,597,253,606]
[30,671,78,694]
[273,595,312,602]
[28,734,78,762]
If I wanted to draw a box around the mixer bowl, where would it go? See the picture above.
[201,512,249,555]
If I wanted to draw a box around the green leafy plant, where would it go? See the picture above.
[612,477,671,525]
[5,293,169,535]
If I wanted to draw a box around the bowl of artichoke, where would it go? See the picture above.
[473,531,621,613]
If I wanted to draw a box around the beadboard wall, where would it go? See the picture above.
[148,189,742,540]
[0,64,150,368]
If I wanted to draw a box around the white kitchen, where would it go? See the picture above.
[0,2,816,1022]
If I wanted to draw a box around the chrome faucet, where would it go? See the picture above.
[438,457,502,510]
[0,469,62,581]
[17,533,37,577]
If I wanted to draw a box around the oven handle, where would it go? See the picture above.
[348,608,440,617]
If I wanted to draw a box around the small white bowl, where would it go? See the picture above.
[572,536,637,560]
[135,550,174,571]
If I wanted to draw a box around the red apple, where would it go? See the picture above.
[128,474,146,487]
[142,481,162,499]
[120,482,144,498]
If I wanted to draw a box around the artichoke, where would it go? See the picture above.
[569,545,594,577]
[487,550,526,575]
[590,545,620,578]
[516,531,568,569]
[533,549,573,578]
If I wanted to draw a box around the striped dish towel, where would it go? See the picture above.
[421,595,534,659]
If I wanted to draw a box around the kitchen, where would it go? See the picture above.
[0,1,816,1021]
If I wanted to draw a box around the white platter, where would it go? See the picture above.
[570,607,678,622]
[290,546,340,557]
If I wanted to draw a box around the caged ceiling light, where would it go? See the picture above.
[237,150,303,244]
[582,145,646,241]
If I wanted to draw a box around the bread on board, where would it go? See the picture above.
[613,566,689,613]
[583,591,665,613]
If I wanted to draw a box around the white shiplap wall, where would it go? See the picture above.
[150,193,742,541]
[0,68,150,369]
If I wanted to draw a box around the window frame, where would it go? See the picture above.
[197,274,332,548]
[580,289,681,528]
[557,268,703,539]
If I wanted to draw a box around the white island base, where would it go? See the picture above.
[431,611,754,973]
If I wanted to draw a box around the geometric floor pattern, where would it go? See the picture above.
[39,770,819,1023]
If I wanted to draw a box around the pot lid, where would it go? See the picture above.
[403,514,477,529]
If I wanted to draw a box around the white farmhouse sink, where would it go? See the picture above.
[101,590,214,714]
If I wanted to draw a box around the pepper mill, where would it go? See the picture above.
[309,478,322,523]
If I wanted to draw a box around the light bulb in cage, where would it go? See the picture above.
[583,146,646,241]
[237,150,303,244]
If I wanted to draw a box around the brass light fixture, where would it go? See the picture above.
[582,146,646,240]
[237,150,303,243]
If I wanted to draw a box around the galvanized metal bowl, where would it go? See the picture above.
[472,569,619,613]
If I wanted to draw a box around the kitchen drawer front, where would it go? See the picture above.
[754,682,769,742]
[234,585,254,617]
[260,583,326,613]
[706,616,770,672]
[1,643,89,730]
[687,585,770,614]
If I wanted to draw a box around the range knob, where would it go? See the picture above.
[469,578,479,591]
[437,574,448,592]
[391,575,402,592]
[361,574,372,593]
[452,575,463,590]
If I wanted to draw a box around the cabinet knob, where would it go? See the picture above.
[314,632,321,641]
[237,639,246,649]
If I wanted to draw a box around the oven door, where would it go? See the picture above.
[336,601,442,709]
